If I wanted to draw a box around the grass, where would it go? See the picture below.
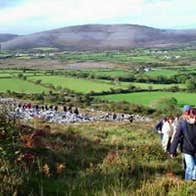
[58,51,170,65]
[57,48,196,65]
[145,69,178,77]
[2,116,196,195]
[29,75,129,93]
[16,56,32,60]
[0,69,47,79]
[0,78,50,93]
[65,69,131,77]
[0,69,185,97]
[101,80,185,89]
[29,74,185,93]
[145,66,196,77]
[99,91,196,107]
[0,73,12,78]
[127,82,185,89]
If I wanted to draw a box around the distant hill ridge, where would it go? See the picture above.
[0,34,18,43]
[1,24,196,50]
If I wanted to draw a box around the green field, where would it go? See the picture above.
[56,48,196,65]
[0,78,50,93]
[127,82,184,89]
[0,73,43,78]
[0,47,195,105]
[0,73,185,95]
[0,69,46,77]
[102,80,184,89]
[65,69,131,77]
[29,76,129,93]
[29,75,185,92]
[99,91,196,106]
[58,50,173,65]
[0,73,12,78]
[145,69,178,77]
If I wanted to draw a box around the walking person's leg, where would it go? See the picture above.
[181,154,186,177]
[162,134,169,152]
[184,153,195,180]
[192,156,196,180]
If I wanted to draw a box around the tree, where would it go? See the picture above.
[17,73,23,79]
[22,76,27,80]
[169,85,180,92]
[35,80,42,84]
[186,79,196,91]
[56,86,62,91]
[151,97,179,115]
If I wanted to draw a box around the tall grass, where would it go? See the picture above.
[2,114,195,195]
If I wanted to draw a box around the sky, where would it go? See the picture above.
[0,0,196,34]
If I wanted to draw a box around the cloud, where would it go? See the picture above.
[0,0,25,8]
[0,0,196,34]
[0,0,146,34]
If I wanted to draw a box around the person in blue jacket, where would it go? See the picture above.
[170,108,196,180]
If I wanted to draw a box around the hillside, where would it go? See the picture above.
[2,107,196,195]
[0,34,18,43]
[1,24,196,50]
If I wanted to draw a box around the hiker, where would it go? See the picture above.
[15,104,21,113]
[171,105,191,143]
[121,114,125,121]
[73,107,79,115]
[113,113,117,121]
[27,103,31,109]
[22,104,26,111]
[45,105,49,110]
[161,116,175,152]
[155,117,167,140]
[180,105,192,121]
[54,105,58,111]
[35,105,39,111]
[63,106,67,112]
[68,106,73,113]
[171,105,192,171]
[170,108,196,180]
[128,115,134,123]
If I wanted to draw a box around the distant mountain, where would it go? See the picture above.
[0,34,18,43]
[1,24,196,50]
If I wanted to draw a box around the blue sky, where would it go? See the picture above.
[0,0,196,34]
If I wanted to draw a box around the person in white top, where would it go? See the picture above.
[161,116,175,152]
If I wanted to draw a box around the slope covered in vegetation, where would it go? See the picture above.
[1,105,196,195]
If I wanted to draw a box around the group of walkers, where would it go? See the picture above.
[155,105,196,181]
[15,103,79,114]
[13,102,147,124]
[14,103,90,123]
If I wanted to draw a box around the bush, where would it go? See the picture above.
[35,79,42,84]
[151,97,180,115]
[186,79,196,92]
[17,73,23,78]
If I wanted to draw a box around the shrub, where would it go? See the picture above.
[151,97,180,115]
[186,79,196,92]
[35,79,42,84]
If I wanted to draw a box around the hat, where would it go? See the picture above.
[188,108,196,117]
[182,105,191,112]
